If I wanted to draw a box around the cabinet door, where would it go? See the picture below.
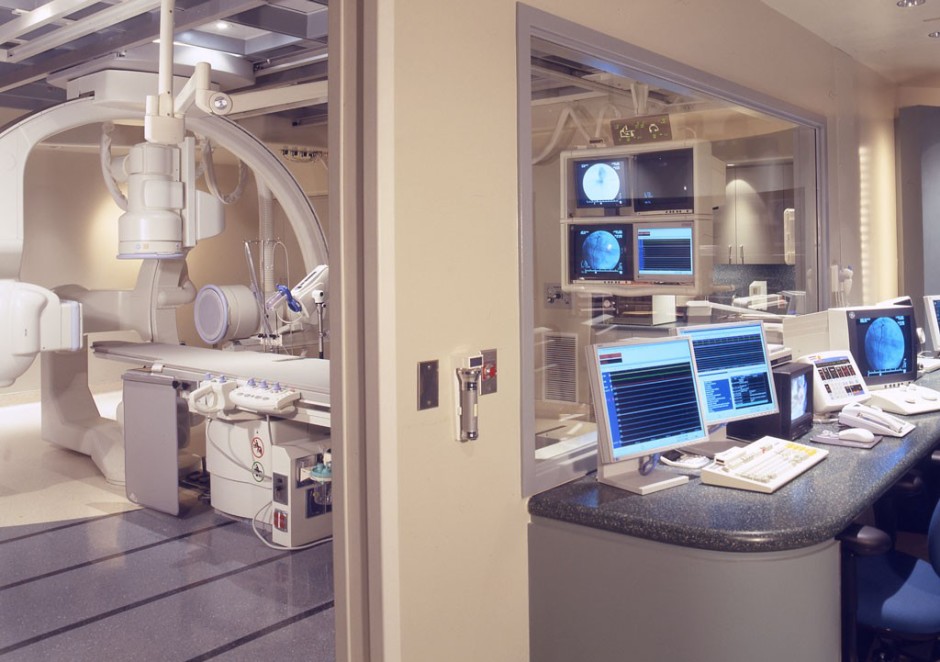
[714,181,738,264]
[727,163,793,264]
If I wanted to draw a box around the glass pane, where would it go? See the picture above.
[526,36,820,491]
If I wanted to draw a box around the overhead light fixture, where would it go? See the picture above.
[930,30,940,37]
[215,21,230,30]
[898,0,925,6]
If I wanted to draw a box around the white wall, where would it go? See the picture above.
[374,1,902,660]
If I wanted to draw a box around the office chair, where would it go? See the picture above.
[839,496,940,662]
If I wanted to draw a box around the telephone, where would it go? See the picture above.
[838,402,915,438]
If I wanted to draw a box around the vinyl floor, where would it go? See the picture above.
[0,393,335,661]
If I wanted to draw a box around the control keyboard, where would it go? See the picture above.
[229,381,301,414]
[700,437,828,494]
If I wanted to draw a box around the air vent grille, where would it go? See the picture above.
[541,332,578,403]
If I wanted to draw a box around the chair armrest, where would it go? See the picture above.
[891,470,924,497]
[837,522,892,556]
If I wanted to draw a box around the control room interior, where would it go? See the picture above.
[4,1,940,661]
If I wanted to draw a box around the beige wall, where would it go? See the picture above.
[376,1,901,660]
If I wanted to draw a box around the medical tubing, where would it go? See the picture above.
[244,241,273,337]
[201,138,248,204]
[99,123,128,211]
[594,103,623,140]
[532,105,593,165]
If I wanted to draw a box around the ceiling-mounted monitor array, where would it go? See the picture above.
[560,140,724,219]
[560,216,710,296]
[559,140,722,297]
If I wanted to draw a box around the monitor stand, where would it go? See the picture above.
[680,425,747,459]
[597,458,688,495]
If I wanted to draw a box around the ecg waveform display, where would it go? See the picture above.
[679,324,776,424]
[690,334,767,373]
[637,239,693,273]
[602,361,702,451]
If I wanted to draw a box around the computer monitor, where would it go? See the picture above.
[633,148,694,214]
[676,321,779,427]
[842,306,917,388]
[924,295,940,353]
[727,362,815,441]
[571,155,632,212]
[561,221,634,292]
[585,336,708,495]
[633,221,695,284]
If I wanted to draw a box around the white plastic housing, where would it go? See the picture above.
[194,284,260,345]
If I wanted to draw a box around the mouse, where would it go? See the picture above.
[839,427,876,443]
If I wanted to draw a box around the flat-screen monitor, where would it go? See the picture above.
[924,295,940,353]
[633,148,694,214]
[585,336,708,494]
[676,321,778,426]
[727,362,814,441]
[843,306,917,387]
[564,221,633,289]
[572,155,632,211]
[633,222,694,283]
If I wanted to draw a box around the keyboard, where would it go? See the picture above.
[700,437,828,493]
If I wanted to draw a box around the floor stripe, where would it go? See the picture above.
[0,551,293,656]
[185,601,336,662]
[0,520,239,592]
[0,511,130,545]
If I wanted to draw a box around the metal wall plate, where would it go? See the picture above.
[418,360,439,410]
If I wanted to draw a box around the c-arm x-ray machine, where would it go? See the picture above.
[0,1,333,548]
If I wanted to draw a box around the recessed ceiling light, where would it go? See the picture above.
[898,0,925,6]
[215,21,230,30]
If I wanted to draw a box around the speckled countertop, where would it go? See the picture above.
[529,382,940,553]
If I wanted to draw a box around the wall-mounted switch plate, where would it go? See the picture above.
[418,360,439,410]
[545,283,571,307]
[481,348,497,395]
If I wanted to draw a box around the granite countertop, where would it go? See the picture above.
[529,389,940,553]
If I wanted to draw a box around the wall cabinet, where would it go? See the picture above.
[716,162,794,265]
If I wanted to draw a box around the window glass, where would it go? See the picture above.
[521,31,823,495]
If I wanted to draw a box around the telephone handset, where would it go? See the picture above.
[838,402,915,438]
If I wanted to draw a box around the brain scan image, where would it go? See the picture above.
[864,317,905,371]
[581,231,621,271]
[581,163,621,202]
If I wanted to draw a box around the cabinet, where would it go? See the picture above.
[716,162,794,264]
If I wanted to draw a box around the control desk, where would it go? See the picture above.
[528,372,940,662]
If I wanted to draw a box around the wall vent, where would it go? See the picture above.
[541,331,578,403]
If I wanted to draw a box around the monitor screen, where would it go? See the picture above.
[924,295,940,352]
[845,306,916,387]
[633,148,694,214]
[634,222,694,282]
[677,321,778,426]
[789,369,810,423]
[725,361,813,441]
[573,156,631,210]
[567,222,633,284]
[587,337,707,464]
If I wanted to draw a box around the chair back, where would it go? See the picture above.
[929,496,940,576]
